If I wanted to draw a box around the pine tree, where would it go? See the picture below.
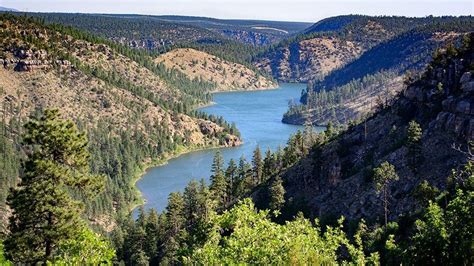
[144,209,160,261]
[234,155,255,196]
[136,206,147,229]
[162,192,185,264]
[5,109,104,263]
[263,148,273,179]
[373,162,399,227]
[210,151,228,208]
[269,176,286,211]
[283,135,298,168]
[225,159,237,201]
[252,145,263,185]
[182,179,214,255]
[407,120,423,172]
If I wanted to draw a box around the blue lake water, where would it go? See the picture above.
[135,83,320,213]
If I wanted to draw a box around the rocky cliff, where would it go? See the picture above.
[273,36,474,223]
[280,17,474,126]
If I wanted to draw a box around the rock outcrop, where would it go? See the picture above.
[272,36,474,223]
[156,48,276,92]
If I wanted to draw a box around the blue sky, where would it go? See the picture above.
[2,0,472,22]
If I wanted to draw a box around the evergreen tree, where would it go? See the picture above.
[5,109,105,263]
[144,209,160,261]
[130,249,149,266]
[269,176,286,211]
[162,192,185,264]
[225,159,238,201]
[136,206,147,229]
[283,135,299,168]
[236,155,251,196]
[252,146,263,185]
[407,120,423,172]
[210,151,228,208]
[325,121,335,139]
[263,148,274,179]
[373,162,399,227]
[182,180,214,256]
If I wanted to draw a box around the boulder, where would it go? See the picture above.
[199,121,217,136]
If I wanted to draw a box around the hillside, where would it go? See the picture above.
[25,13,311,48]
[155,48,276,92]
[256,16,473,83]
[264,35,474,224]
[0,14,241,232]
[103,38,474,265]
[281,16,474,125]
[254,15,412,82]
[0,7,17,11]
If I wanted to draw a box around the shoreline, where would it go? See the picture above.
[128,82,283,214]
[209,83,279,94]
[128,142,243,214]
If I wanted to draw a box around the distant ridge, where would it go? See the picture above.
[0,6,18,12]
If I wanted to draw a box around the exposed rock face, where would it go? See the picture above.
[221,29,273,46]
[274,40,474,222]
[156,48,276,92]
[1,48,71,71]
[255,36,364,82]
[198,120,242,147]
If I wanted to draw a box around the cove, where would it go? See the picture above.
[136,83,321,213]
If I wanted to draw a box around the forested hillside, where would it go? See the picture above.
[256,15,473,83]
[281,16,474,125]
[272,35,474,232]
[0,12,472,265]
[25,13,311,49]
[0,13,241,233]
[108,39,473,264]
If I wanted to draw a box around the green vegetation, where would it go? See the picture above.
[373,162,400,227]
[268,176,286,211]
[189,199,379,264]
[279,16,474,126]
[0,13,239,226]
[407,163,473,264]
[4,109,114,264]
[1,13,473,265]
[284,70,399,125]
[407,120,423,172]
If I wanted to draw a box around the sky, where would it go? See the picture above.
[1,0,473,22]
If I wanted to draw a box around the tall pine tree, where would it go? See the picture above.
[252,146,263,185]
[5,109,105,263]
[209,151,228,208]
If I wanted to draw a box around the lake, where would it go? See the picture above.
[135,83,320,213]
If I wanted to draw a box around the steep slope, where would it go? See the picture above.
[0,14,241,231]
[155,48,276,92]
[256,36,364,82]
[255,16,473,83]
[254,16,412,82]
[283,17,474,125]
[270,37,474,223]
